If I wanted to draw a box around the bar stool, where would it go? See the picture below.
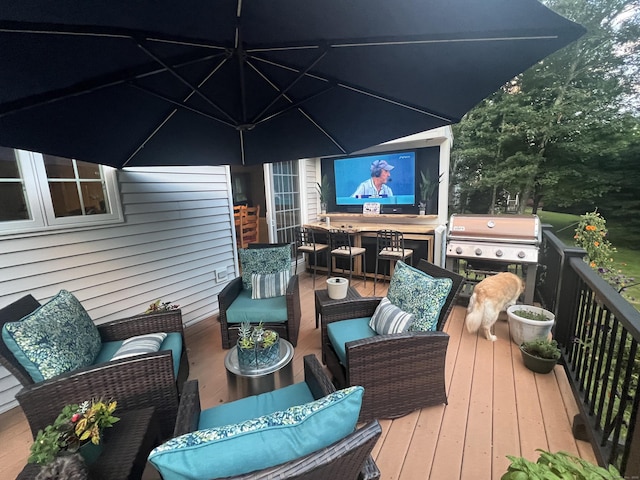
[328,229,366,287]
[374,229,413,294]
[294,227,329,288]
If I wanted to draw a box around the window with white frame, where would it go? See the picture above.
[0,147,123,235]
[271,160,301,244]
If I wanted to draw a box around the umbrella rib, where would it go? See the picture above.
[250,48,328,125]
[136,40,237,124]
[251,56,455,123]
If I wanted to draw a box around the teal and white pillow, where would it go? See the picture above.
[251,271,290,299]
[148,386,363,480]
[1,290,102,382]
[239,246,292,290]
[111,332,167,361]
[387,261,453,332]
[369,297,414,335]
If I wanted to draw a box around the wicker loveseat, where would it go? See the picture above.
[0,292,189,439]
[150,355,381,480]
[321,259,464,422]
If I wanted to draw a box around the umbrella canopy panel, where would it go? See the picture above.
[0,0,585,167]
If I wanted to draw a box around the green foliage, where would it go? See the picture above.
[502,449,621,479]
[316,174,331,205]
[521,338,561,360]
[512,309,550,321]
[419,171,442,204]
[28,400,119,465]
[574,210,616,271]
[236,321,278,350]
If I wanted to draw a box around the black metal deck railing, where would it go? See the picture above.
[537,227,640,475]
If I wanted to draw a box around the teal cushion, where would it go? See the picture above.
[226,289,288,324]
[387,261,453,332]
[148,386,364,480]
[96,332,183,377]
[369,297,415,335]
[1,290,101,382]
[199,382,315,428]
[239,246,291,290]
[251,270,290,299]
[326,317,377,365]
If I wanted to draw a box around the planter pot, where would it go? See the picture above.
[79,440,104,466]
[327,277,349,299]
[520,345,558,374]
[507,305,555,345]
[237,334,281,369]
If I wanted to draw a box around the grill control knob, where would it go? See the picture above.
[518,251,526,259]
[496,250,503,257]
[455,246,463,255]
[475,248,483,256]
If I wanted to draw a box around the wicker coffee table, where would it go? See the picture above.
[17,407,160,480]
[314,286,362,328]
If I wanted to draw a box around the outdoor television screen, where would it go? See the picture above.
[333,151,416,208]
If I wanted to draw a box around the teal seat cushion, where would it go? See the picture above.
[239,246,292,290]
[148,386,363,480]
[387,261,453,332]
[225,289,288,324]
[96,332,183,376]
[1,290,101,382]
[326,317,377,365]
[199,382,315,429]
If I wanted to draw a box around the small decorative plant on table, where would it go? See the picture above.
[237,321,280,369]
[520,338,561,374]
[28,399,119,467]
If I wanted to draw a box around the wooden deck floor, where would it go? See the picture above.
[0,272,596,479]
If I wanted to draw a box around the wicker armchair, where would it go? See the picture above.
[0,294,189,439]
[167,355,381,480]
[321,259,464,422]
[219,243,301,349]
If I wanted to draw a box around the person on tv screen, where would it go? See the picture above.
[351,160,394,198]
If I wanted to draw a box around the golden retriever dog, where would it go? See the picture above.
[465,272,525,341]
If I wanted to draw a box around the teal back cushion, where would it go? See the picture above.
[387,261,453,332]
[239,245,291,290]
[1,290,101,382]
[148,386,364,480]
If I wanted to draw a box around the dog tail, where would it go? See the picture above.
[465,293,484,334]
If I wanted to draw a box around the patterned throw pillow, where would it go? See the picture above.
[369,297,415,335]
[239,245,292,290]
[148,386,364,479]
[251,271,290,299]
[387,261,453,332]
[1,290,102,382]
[111,332,167,361]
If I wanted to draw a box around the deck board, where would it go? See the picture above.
[0,271,596,479]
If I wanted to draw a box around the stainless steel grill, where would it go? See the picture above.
[445,214,541,304]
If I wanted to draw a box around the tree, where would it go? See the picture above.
[452,0,640,217]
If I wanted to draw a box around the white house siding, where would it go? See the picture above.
[0,165,238,413]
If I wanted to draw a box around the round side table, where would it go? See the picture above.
[224,339,294,400]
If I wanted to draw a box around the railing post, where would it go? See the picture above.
[553,248,586,347]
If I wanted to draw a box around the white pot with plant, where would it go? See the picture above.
[506,304,555,345]
[418,171,442,215]
[316,174,331,215]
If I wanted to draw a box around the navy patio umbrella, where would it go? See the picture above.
[0,0,584,168]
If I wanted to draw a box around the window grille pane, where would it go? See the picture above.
[0,148,30,221]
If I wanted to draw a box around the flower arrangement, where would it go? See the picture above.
[237,321,280,368]
[28,399,119,466]
[145,299,179,314]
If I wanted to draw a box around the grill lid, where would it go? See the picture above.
[447,214,541,244]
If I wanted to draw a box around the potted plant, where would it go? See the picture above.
[519,337,561,374]
[144,299,179,314]
[506,304,555,345]
[28,399,119,467]
[316,175,331,214]
[237,321,280,369]
[418,171,442,215]
[502,449,620,479]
